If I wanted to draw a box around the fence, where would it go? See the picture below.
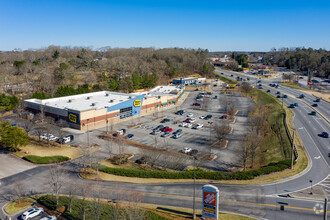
[283,112,298,161]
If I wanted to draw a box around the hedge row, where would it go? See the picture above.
[23,155,70,164]
[98,160,294,180]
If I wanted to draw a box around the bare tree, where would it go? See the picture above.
[125,191,145,220]
[12,180,25,204]
[240,82,251,95]
[213,121,231,143]
[77,182,91,220]
[239,137,249,171]
[66,184,77,213]
[247,131,264,168]
[48,165,66,206]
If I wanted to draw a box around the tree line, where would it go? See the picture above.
[0,46,214,97]
[264,47,330,78]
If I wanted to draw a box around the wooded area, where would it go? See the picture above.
[0,46,214,97]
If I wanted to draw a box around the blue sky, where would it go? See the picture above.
[1,0,330,51]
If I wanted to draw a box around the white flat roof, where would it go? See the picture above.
[131,85,182,97]
[25,91,139,112]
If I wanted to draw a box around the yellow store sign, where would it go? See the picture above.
[133,100,141,107]
[68,113,77,123]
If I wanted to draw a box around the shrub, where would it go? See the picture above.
[98,160,292,180]
[23,155,70,164]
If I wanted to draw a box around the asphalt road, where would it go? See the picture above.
[0,69,329,220]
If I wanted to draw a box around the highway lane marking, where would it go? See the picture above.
[92,186,330,213]
[314,156,321,159]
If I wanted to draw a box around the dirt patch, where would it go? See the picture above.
[212,140,228,149]
[127,123,143,128]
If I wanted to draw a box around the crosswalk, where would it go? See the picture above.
[318,175,330,196]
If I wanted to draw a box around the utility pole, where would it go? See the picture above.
[193,156,196,219]
[324,198,328,220]
[291,131,295,169]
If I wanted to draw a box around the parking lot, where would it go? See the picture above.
[116,84,255,171]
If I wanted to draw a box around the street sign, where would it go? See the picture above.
[202,185,219,219]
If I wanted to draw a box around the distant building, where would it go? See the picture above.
[172,77,198,85]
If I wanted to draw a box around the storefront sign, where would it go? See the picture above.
[202,185,219,219]
[68,112,80,125]
[133,99,142,107]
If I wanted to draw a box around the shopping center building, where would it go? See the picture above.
[23,85,184,131]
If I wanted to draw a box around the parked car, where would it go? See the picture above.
[214,96,218,99]
[199,115,206,119]
[220,115,228,119]
[173,129,182,135]
[315,98,321,102]
[187,113,194,117]
[189,118,196,123]
[40,216,57,220]
[195,123,203,129]
[176,110,185,115]
[310,111,316,115]
[154,125,164,131]
[312,104,318,107]
[126,134,134,139]
[135,157,147,164]
[161,126,169,132]
[180,123,187,127]
[161,132,171,137]
[48,134,58,141]
[187,149,198,156]
[116,129,126,135]
[185,123,192,128]
[173,133,183,139]
[57,134,74,144]
[151,130,161,135]
[40,133,48,140]
[20,207,44,220]
[163,127,173,132]
[160,118,170,123]
[182,147,192,154]
[192,103,201,106]
[321,132,329,138]
[205,115,213,119]
[184,118,191,123]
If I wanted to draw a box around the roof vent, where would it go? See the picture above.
[128,96,132,99]
[87,96,90,100]
[105,93,109,96]
[68,99,72,103]
[91,103,95,106]
[109,100,113,103]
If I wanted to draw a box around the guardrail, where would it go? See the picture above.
[283,112,298,161]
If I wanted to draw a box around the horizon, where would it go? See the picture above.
[1,0,330,51]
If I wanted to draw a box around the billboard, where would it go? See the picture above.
[202,185,219,219]
[68,112,80,125]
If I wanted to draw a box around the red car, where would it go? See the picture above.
[220,115,228,119]
[184,118,191,123]
[161,126,169,132]
[164,127,173,132]
[192,103,201,106]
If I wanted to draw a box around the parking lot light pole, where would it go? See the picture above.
[193,156,196,219]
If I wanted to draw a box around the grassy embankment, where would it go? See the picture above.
[214,74,238,84]
[278,82,301,90]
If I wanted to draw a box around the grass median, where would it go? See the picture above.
[23,155,70,164]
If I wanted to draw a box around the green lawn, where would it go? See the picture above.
[23,155,70,164]
[215,74,238,84]
[38,195,170,220]
[279,82,301,90]
[246,88,291,164]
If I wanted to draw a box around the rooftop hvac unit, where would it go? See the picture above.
[68,99,72,103]
[91,103,95,106]
[109,100,113,103]
[128,96,132,99]
[87,97,90,100]
[105,94,109,96]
